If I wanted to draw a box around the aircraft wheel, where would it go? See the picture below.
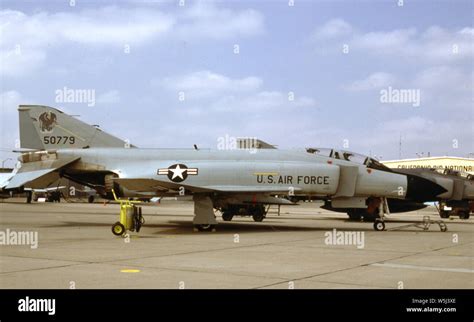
[458,211,470,220]
[112,222,126,236]
[88,195,95,203]
[195,224,216,232]
[439,210,450,219]
[26,192,32,204]
[373,220,385,231]
[222,212,233,221]
[250,205,265,222]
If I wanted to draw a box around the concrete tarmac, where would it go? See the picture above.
[0,199,472,289]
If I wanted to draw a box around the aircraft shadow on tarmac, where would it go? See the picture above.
[41,219,385,235]
[37,207,471,235]
[40,218,466,236]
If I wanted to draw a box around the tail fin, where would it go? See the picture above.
[19,105,130,150]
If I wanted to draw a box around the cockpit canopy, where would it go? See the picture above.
[305,148,391,171]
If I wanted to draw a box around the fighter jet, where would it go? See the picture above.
[5,105,446,232]
[392,168,474,219]
[295,149,444,221]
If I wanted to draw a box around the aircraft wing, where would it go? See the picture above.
[0,172,14,189]
[201,185,302,193]
[114,178,297,205]
[114,178,213,193]
[5,157,79,189]
[114,178,302,194]
[24,186,67,193]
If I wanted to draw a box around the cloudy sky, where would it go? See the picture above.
[0,0,472,167]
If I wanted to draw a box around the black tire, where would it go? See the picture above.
[195,224,215,232]
[26,192,32,204]
[458,211,470,220]
[88,195,95,203]
[373,220,385,231]
[112,222,126,236]
[439,210,450,219]
[250,205,265,222]
[222,212,233,221]
[134,208,144,232]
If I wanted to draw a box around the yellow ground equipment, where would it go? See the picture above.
[110,190,145,236]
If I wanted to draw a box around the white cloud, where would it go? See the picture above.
[0,8,174,48]
[177,2,264,40]
[354,28,417,54]
[312,19,352,40]
[0,3,264,77]
[0,7,174,77]
[0,47,46,77]
[344,72,396,91]
[96,90,121,104]
[158,70,263,99]
[157,70,316,111]
[356,26,473,62]
[413,66,469,91]
[312,19,474,63]
[410,65,473,111]
[207,90,316,113]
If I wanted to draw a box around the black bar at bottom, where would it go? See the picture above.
[0,289,472,321]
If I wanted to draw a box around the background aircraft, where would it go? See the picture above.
[393,168,473,219]
[0,168,65,203]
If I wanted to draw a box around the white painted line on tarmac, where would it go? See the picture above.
[370,263,473,274]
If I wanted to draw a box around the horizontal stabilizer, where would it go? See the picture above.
[6,157,79,189]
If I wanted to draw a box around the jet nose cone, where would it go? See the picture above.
[405,175,447,201]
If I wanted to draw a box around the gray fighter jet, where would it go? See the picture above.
[393,168,474,219]
[5,105,446,232]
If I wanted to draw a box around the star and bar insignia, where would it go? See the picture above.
[157,164,198,183]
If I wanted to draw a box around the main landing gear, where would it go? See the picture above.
[193,194,218,232]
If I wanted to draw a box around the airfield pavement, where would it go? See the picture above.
[0,198,472,289]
